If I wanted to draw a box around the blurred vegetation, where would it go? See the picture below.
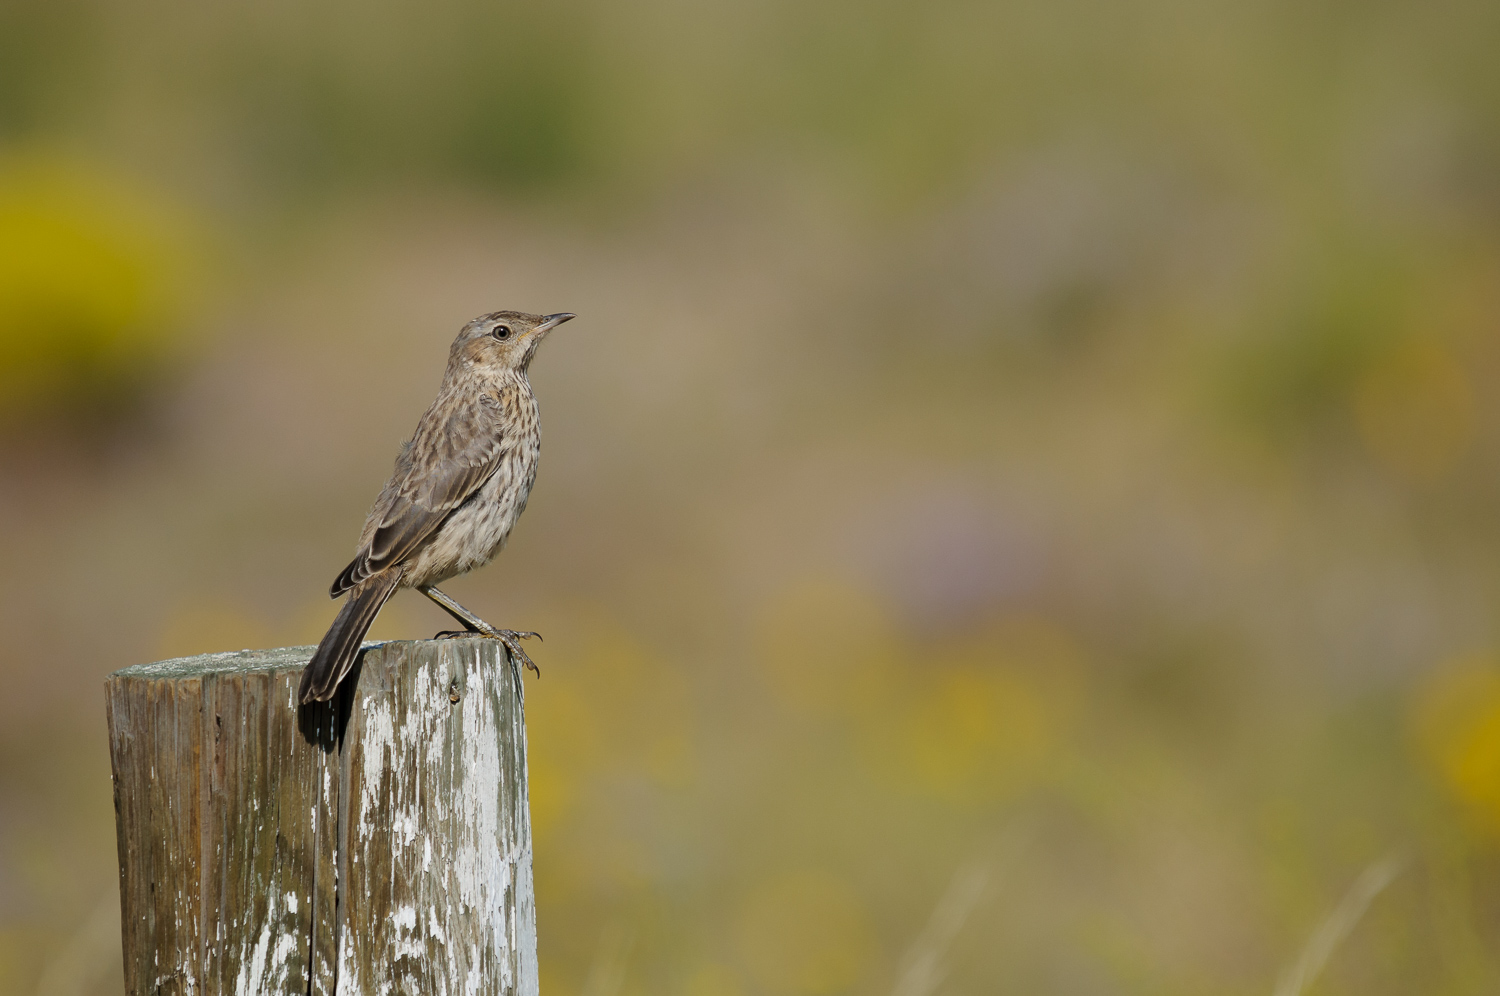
[4,0,1500,994]
[0,155,195,427]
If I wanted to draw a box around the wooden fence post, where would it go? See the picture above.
[104,638,539,995]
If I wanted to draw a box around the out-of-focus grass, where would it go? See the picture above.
[4,0,1500,993]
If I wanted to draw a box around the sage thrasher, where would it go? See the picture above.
[298,310,575,704]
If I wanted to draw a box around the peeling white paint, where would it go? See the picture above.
[336,640,539,995]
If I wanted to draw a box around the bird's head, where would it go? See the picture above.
[453,310,575,373]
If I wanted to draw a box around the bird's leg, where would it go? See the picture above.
[418,585,542,676]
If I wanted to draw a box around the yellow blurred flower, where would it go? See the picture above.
[1413,654,1500,833]
[735,869,873,995]
[899,665,1052,800]
[857,616,1082,804]
[0,153,197,416]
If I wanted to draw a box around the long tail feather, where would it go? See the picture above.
[299,570,402,703]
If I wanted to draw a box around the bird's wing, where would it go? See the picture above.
[330,402,505,596]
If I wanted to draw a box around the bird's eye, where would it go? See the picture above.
[492,325,512,341]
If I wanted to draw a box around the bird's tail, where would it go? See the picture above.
[299,569,402,704]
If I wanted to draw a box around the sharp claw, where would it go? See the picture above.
[497,634,542,678]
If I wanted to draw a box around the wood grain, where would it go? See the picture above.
[105,639,538,995]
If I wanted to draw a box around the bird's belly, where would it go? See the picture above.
[403,456,535,588]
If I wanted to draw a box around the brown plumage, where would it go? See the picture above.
[298,310,574,704]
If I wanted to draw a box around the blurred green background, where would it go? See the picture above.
[4,0,1500,993]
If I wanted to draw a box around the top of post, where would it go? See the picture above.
[109,644,336,681]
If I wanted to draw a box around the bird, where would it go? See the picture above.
[298,310,575,704]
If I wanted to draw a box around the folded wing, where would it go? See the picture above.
[331,404,506,596]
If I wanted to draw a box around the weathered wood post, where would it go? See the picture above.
[105,638,539,995]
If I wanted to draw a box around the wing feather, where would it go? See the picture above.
[330,400,505,596]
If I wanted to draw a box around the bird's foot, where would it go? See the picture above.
[495,630,543,678]
[433,625,542,676]
[493,630,543,676]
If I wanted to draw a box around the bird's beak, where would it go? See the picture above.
[535,313,576,333]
